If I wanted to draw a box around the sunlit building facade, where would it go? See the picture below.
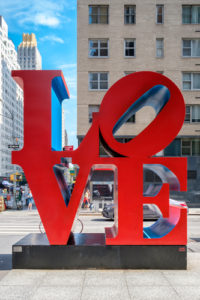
[17,33,42,70]
[0,16,23,178]
[77,0,200,204]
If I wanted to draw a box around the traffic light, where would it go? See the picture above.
[10,173,22,181]
[16,174,22,181]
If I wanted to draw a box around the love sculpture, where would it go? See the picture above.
[12,70,187,269]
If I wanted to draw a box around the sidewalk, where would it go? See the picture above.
[79,209,101,216]
[0,253,200,300]
[0,209,200,299]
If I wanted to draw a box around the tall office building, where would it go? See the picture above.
[17,33,67,150]
[0,16,23,178]
[17,33,42,70]
[77,0,200,204]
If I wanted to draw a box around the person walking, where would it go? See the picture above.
[83,188,90,208]
[27,190,33,211]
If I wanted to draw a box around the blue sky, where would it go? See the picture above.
[0,0,77,147]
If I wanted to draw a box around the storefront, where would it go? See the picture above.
[90,170,114,210]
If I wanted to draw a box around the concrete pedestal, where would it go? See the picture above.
[12,233,187,269]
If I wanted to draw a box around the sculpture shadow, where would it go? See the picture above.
[91,218,114,222]
[0,254,12,270]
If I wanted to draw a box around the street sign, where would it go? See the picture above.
[64,145,73,151]
[8,145,19,149]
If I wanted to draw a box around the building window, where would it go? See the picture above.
[89,5,109,24]
[182,73,200,90]
[89,39,109,57]
[124,39,135,57]
[182,39,200,57]
[124,5,136,24]
[184,105,200,123]
[181,139,200,156]
[156,5,164,24]
[156,71,164,74]
[89,72,108,90]
[185,105,191,122]
[182,5,200,24]
[116,137,133,143]
[89,105,100,123]
[156,38,164,57]
[126,115,135,123]
[188,170,197,179]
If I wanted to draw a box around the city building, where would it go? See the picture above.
[64,129,68,147]
[77,0,200,205]
[17,33,42,70]
[62,110,66,149]
[0,16,23,178]
[17,33,67,151]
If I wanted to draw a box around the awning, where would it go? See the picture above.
[2,181,13,187]
[90,170,114,182]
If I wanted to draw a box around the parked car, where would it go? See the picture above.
[102,199,188,220]
[102,203,114,219]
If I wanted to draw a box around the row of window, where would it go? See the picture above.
[89,5,200,25]
[182,139,200,156]
[19,64,36,68]
[0,148,11,155]
[88,105,135,124]
[88,104,200,124]
[101,134,200,157]
[88,72,200,91]
[93,136,200,157]
[1,164,14,170]
[88,38,200,58]
[18,47,36,54]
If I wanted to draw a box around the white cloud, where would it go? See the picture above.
[34,14,60,27]
[0,0,75,29]
[59,63,77,69]
[40,35,64,44]
[18,12,60,28]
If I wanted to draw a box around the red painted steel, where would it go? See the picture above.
[12,71,187,245]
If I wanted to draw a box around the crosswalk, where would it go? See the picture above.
[0,209,43,235]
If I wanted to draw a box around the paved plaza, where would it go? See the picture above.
[0,209,200,299]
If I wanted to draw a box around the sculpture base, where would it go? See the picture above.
[12,233,187,269]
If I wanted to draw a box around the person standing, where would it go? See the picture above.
[16,187,23,209]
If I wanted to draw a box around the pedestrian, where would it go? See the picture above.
[16,187,23,209]
[83,189,90,208]
[27,189,33,211]
[89,202,93,211]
